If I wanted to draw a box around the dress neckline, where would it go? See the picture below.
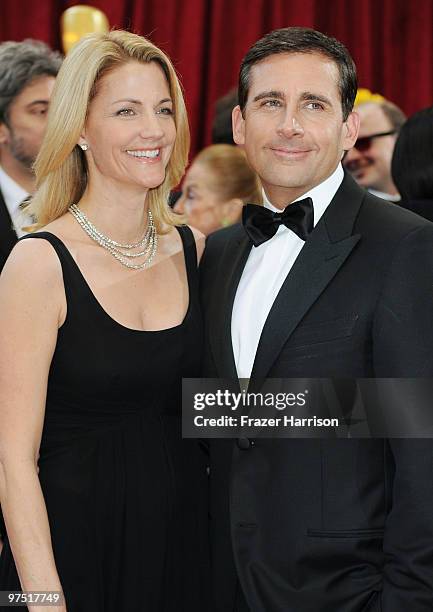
[31,228,193,334]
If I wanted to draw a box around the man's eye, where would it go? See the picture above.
[30,106,48,116]
[262,99,281,108]
[305,102,324,110]
[116,108,135,116]
[157,107,173,116]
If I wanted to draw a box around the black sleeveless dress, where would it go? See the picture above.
[0,227,209,611]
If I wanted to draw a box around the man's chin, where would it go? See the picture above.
[349,170,371,187]
[14,154,36,170]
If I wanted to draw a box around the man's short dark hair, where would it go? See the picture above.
[238,27,357,121]
[0,39,62,124]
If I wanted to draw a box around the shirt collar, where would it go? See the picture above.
[0,164,29,217]
[368,188,400,202]
[262,163,344,227]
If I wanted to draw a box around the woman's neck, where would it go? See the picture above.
[77,179,150,244]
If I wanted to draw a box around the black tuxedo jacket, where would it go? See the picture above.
[200,173,433,612]
[0,188,18,274]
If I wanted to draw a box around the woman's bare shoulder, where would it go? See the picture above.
[3,235,62,284]
[187,225,205,263]
[164,224,205,261]
[0,232,66,321]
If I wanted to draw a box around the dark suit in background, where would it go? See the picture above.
[400,198,433,223]
[201,174,433,612]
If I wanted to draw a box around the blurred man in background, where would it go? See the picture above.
[344,100,406,201]
[0,39,61,272]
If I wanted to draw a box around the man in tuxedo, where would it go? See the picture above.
[200,27,433,612]
[0,39,61,273]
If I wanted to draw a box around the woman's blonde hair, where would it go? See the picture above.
[28,30,190,233]
[194,144,262,204]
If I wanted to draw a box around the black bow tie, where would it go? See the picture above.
[242,197,314,247]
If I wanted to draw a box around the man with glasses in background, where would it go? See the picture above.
[344,100,406,201]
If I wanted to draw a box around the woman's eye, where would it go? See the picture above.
[157,107,174,116]
[116,108,135,116]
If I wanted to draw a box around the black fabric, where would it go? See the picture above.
[0,226,209,611]
[234,582,250,612]
[399,198,433,223]
[200,172,433,612]
[242,197,313,246]
[0,188,18,274]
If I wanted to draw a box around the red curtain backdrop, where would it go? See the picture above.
[1,0,432,157]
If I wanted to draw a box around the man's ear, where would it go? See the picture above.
[0,122,10,145]
[232,105,246,146]
[342,111,360,151]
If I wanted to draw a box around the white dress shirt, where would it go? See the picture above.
[231,164,344,379]
[0,165,30,238]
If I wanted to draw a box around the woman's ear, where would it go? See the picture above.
[219,198,244,227]
[78,135,88,149]
[77,126,89,149]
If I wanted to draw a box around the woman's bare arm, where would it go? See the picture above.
[0,238,67,610]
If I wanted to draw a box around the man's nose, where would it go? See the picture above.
[277,112,304,138]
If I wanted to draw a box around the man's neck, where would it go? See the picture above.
[374,179,399,198]
[263,165,343,210]
[0,154,36,194]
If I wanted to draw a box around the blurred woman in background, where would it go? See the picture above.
[175,143,262,235]
[391,107,433,221]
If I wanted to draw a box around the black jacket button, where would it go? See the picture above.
[237,437,252,450]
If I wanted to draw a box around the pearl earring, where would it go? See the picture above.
[79,143,88,151]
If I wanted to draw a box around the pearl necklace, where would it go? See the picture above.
[68,204,158,270]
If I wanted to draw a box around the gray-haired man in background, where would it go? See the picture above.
[0,39,62,272]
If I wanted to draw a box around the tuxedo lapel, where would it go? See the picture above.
[250,173,365,380]
[210,225,252,380]
[0,188,18,268]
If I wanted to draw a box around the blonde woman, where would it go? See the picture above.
[175,144,262,235]
[0,31,208,611]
